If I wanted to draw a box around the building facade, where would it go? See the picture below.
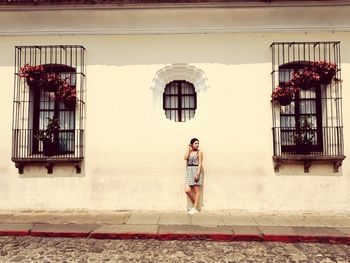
[0,0,349,212]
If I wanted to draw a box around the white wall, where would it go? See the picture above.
[0,6,350,212]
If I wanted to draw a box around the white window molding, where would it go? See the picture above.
[150,63,210,121]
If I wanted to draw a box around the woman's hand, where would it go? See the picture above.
[194,174,199,183]
[188,145,193,152]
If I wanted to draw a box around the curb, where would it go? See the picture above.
[0,230,30,236]
[0,230,350,244]
[31,231,90,238]
[157,233,235,241]
[89,233,159,239]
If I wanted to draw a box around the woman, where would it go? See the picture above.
[184,138,203,215]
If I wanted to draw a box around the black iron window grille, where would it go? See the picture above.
[12,45,86,174]
[271,42,345,173]
[163,80,197,122]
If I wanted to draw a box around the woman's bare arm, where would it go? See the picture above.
[184,146,192,160]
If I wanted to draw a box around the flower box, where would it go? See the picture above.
[271,83,297,106]
[311,61,338,85]
[292,70,320,90]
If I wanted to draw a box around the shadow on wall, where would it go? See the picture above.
[84,34,272,66]
[64,34,350,66]
[0,34,271,67]
[1,33,349,68]
[18,163,86,178]
[275,162,343,177]
[199,170,205,210]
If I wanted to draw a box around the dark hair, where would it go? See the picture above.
[190,138,199,145]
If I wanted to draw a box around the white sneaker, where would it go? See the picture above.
[187,207,198,215]
[188,205,194,212]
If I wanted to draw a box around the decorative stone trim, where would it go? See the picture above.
[273,155,346,173]
[151,63,210,93]
[150,63,210,120]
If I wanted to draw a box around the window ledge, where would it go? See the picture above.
[272,155,346,173]
[12,157,83,174]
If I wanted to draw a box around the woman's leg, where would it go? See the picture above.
[193,185,200,209]
[185,185,195,205]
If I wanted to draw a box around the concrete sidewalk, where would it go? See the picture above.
[0,210,350,244]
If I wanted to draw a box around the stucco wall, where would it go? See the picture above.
[0,6,350,212]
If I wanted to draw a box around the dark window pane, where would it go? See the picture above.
[40,92,55,110]
[299,100,316,114]
[281,101,295,114]
[281,116,295,129]
[163,80,196,122]
[59,131,74,152]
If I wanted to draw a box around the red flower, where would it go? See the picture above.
[19,64,46,87]
[311,61,338,84]
[271,82,298,104]
[291,70,320,89]
[56,79,77,104]
[19,64,77,105]
[19,64,45,78]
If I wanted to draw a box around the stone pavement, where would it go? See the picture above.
[2,236,350,262]
[0,210,350,244]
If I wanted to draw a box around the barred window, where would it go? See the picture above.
[271,42,345,172]
[12,46,86,174]
[163,80,197,122]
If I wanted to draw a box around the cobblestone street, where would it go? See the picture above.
[0,236,349,262]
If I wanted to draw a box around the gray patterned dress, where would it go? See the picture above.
[185,151,202,186]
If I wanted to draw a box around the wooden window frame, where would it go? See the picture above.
[32,64,76,155]
[279,63,323,154]
[163,80,197,122]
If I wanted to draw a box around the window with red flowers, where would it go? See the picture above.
[12,45,85,174]
[271,42,345,173]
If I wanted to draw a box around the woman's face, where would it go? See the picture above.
[191,141,199,150]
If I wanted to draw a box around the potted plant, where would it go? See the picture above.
[45,73,64,92]
[19,64,63,92]
[311,61,338,85]
[291,69,320,90]
[291,116,315,155]
[19,64,46,88]
[55,79,77,108]
[271,82,298,106]
[35,117,60,156]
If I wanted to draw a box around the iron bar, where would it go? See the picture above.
[12,45,85,161]
[271,41,343,157]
